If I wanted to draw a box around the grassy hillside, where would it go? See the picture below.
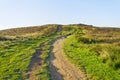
[0,24,75,80]
[63,25,120,80]
[0,24,120,80]
[0,25,58,80]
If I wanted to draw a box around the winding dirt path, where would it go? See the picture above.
[50,37,86,80]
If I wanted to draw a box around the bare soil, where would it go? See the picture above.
[49,38,86,80]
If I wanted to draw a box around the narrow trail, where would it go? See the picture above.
[50,37,86,80]
[25,44,43,80]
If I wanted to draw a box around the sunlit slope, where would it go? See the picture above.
[0,24,120,80]
[0,24,75,80]
[63,25,120,80]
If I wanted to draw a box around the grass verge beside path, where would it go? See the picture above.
[63,35,120,80]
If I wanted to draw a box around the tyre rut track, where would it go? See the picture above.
[25,43,44,80]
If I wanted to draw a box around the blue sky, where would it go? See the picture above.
[0,0,120,30]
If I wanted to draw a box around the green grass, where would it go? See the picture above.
[0,25,59,80]
[63,28,120,80]
[0,35,58,80]
[0,37,46,80]
[36,41,53,80]
[0,25,75,80]
[1,24,119,80]
[61,25,76,36]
